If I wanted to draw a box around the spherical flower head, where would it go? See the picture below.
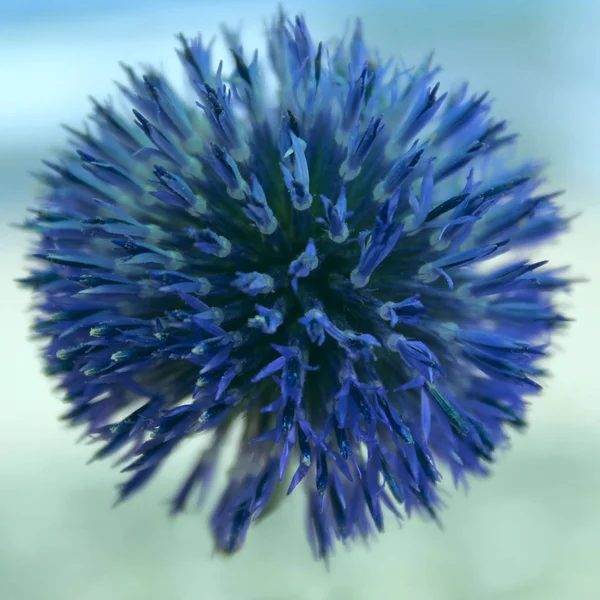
[21,12,575,561]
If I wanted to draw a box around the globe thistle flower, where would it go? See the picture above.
[21,11,575,561]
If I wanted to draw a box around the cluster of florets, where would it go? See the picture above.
[22,12,572,561]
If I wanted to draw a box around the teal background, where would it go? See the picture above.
[1,1,598,599]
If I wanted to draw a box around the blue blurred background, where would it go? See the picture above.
[1,1,598,599]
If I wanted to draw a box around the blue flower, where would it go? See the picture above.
[21,11,575,562]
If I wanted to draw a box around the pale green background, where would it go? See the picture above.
[1,1,598,599]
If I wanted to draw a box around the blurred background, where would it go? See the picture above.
[1,1,598,599]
